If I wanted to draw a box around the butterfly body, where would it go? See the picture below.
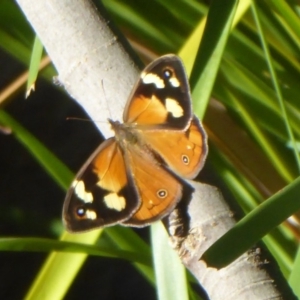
[109,119,138,146]
[63,55,208,232]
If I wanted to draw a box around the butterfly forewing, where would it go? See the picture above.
[63,138,140,232]
[123,55,192,129]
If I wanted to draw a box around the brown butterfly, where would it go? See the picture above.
[63,54,208,232]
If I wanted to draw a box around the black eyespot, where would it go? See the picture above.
[163,68,172,79]
[182,154,189,165]
[76,206,86,218]
[157,189,168,198]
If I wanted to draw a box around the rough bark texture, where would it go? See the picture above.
[167,182,295,299]
[16,0,295,299]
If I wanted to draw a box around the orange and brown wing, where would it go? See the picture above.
[122,146,183,226]
[63,138,140,232]
[123,55,192,129]
[141,116,208,179]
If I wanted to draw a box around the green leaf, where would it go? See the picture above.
[289,245,300,297]
[203,175,300,268]
[190,0,239,119]
[24,231,102,300]
[151,222,189,300]
[26,36,43,98]
[0,236,151,265]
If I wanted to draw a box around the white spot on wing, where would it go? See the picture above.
[86,209,97,220]
[165,98,184,117]
[74,180,93,203]
[72,179,79,188]
[141,72,165,88]
[169,77,180,87]
[104,193,126,211]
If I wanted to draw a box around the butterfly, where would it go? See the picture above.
[63,54,208,232]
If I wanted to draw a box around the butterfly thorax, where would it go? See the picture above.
[109,119,141,147]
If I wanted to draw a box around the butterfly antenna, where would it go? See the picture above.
[66,80,111,125]
[66,117,108,126]
[101,79,113,120]
[66,117,94,122]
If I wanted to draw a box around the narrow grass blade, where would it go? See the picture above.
[203,176,300,268]
[25,231,101,300]
[26,36,43,98]
[190,0,238,119]
[151,222,189,300]
[289,246,300,298]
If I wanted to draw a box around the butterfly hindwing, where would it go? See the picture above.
[141,116,208,179]
[123,55,192,129]
[63,138,140,232]
[121,144,183,226]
